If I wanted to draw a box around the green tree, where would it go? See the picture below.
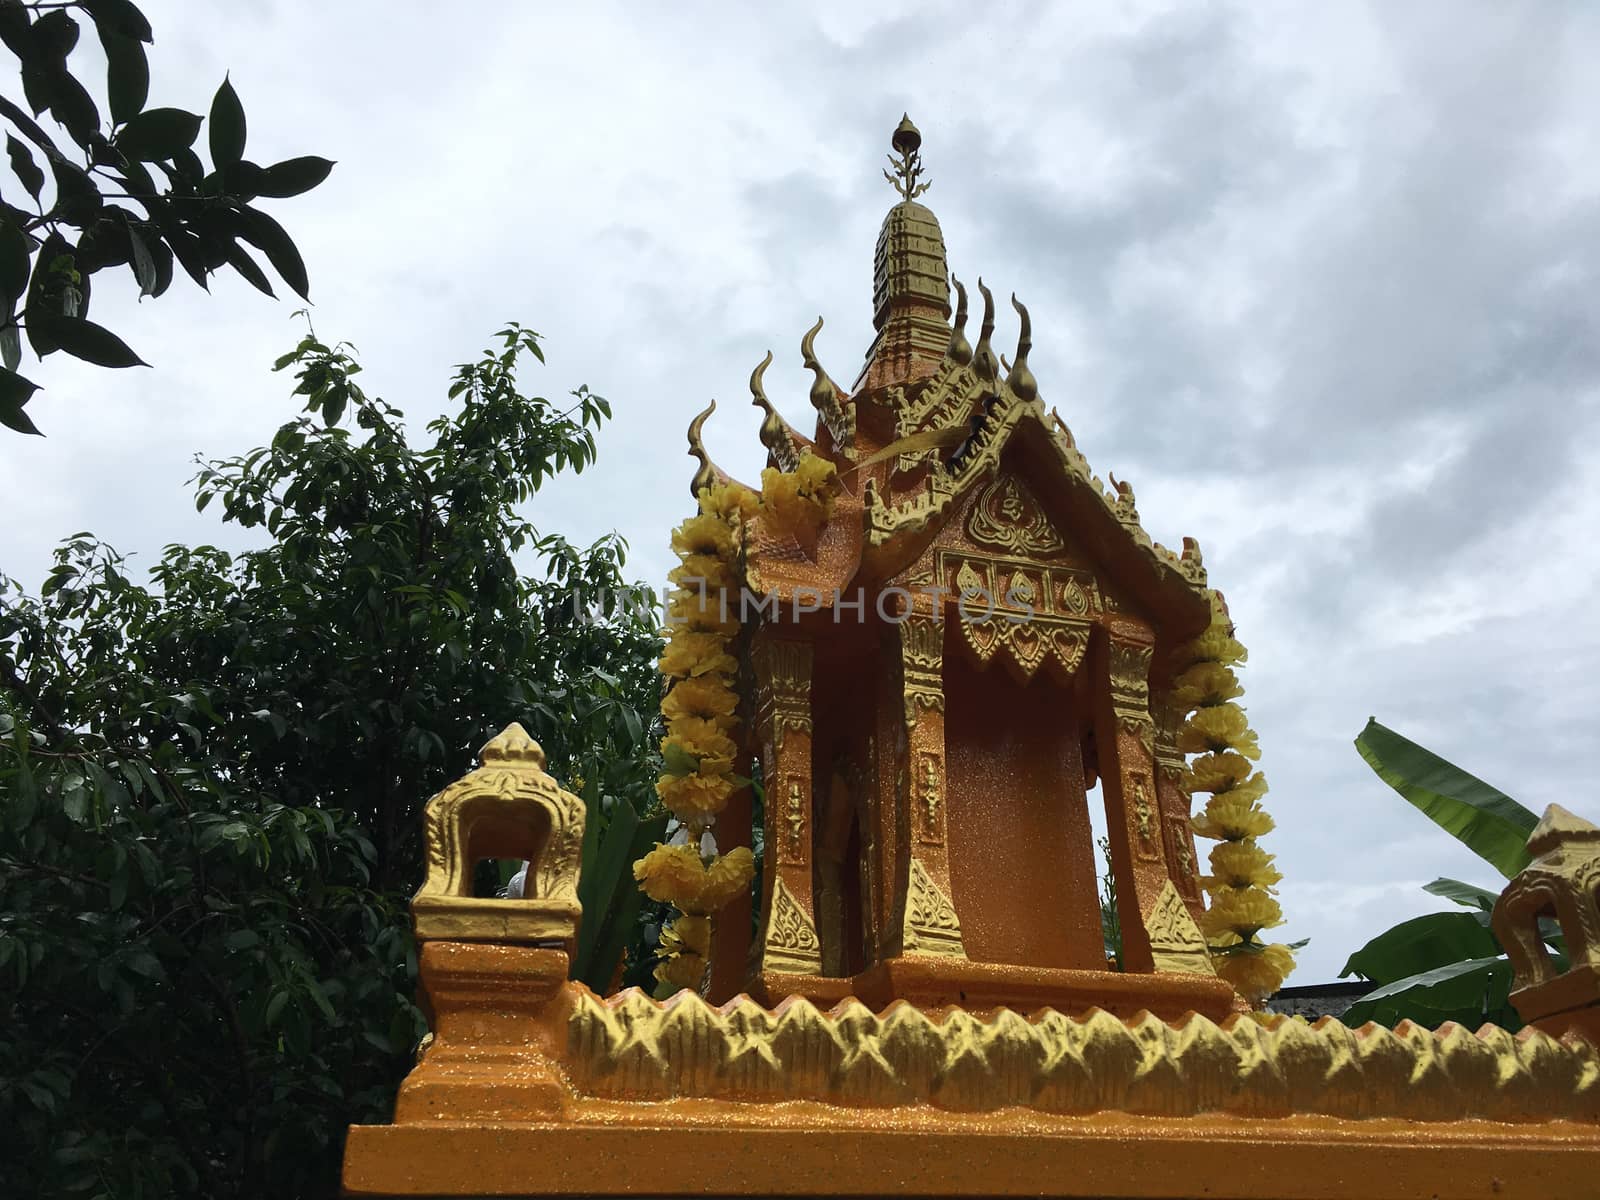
[1339,719,1560,1030]
[0,0,334,434]
[0,323,663,1197]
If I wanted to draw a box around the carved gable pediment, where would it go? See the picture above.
[965,473,1067,558]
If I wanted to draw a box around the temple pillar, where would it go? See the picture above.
[706,770,754,1003]
[890,608,965,960]
[1090,623,1172,975]
[750,632,822,986]
[1153,692,1204,920]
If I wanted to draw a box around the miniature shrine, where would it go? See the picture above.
[342,121,1600,1199]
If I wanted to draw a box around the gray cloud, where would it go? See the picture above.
[3,0,1597,981]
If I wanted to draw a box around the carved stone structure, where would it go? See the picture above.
[344,123,1600,1199]
[1493,804,1600,1041]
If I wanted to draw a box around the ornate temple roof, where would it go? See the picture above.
[691,118,1213,636]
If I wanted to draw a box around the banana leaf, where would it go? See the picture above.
[1354,719,1537,878]
[1422,877,1498,911]
[571,785,667,992]
[1339,910,1499,984]
[1342,955,1513,1030]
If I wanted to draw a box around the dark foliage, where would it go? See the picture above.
[0,324,663,1197]
[0,0,334,434]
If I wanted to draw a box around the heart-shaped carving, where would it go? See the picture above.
[961,615,1000,662]
[1050,626,1087,675]
[1007,622,1046,677]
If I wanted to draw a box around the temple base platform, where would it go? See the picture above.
[344,1110,1600,1199]
[342,942,1600,1200]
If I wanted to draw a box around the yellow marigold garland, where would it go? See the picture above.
[644,479,758,991]
[1178,594,1295,1006]
[758,450,838,542]
[639,456,838,993]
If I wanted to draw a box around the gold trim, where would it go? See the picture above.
[1109,640,1155,755]
[412,723,585,948]
[1145,882,1215,977]
[917,753,943,846]
[752,637,813,752]
[567,988,1600,1121]
[899,614,944,726]
[762,876,822,975]
[902,859,966,959]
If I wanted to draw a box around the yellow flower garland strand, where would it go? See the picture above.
[637,453,837,993]
[1178,593,1296,1006]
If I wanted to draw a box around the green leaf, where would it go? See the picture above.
[255,155,334,198]
[660,742,700,777]
[46,68,101,145]
[6,133,44,199]
[236,206,308,299]
[83,0,154,43]
[209,75,245,167]
[1339,910,1500,985]
[31,11,81,61]
[100,29,149,125]
[43,316,147,368]
[264,989,288,1028]
[301,973,336,1021]
[572,797,668,992]
[0,218,29,307]
[223,240,274,298]
[114,107,202,161]
[1342,955,1511,1029]
[1354,718,1537,879]
[0,323,21,373]
[0,366,41,434]
[125,223,156,296]
[1422,877,1498,912]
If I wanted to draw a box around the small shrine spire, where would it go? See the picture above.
[858,116,952,391]
[883,114,930,202]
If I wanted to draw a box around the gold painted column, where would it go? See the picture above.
[890,606,965,960]
[750,632,822,982]
[1153,692,1204,920]
[1090,623,1174,975]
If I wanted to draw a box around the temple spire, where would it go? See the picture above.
[857,116,952,391]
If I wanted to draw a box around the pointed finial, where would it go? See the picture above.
[973,278,998,383]
[883,114,930,202]
[687,400,718,499]
[479,722,547,768]
[749,350,800,472]
[947,275,973,366]
[1528,803,1600,856]
[1006,293,1037,401]
[802,316,855,451]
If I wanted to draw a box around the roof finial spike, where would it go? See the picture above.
[973,277,998,384]
[687,399,718,499]
[802,316,856,452]
[749,350,801,472]
[883,114,931,202]
[1006,293,1038,401]
[947,274,973,366]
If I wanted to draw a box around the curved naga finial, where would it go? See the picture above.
[687,399,719,499]
[947,275,973,367]
[1006,293,1038,402]
[972,278,998,384]
[801,316,856,449]
[749,350,801,473]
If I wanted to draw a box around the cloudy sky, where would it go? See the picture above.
[5,1,1598,982]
